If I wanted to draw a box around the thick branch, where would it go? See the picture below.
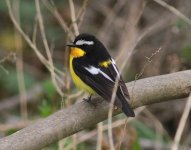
[0,70,190,150]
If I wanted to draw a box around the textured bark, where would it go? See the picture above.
[0,70,190,150]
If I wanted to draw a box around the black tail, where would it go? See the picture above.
[117,91,135,117]
[121,101,135,117]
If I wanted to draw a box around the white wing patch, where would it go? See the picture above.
[84,66,113,82]
[75,40,94,46]
[111,59,120,77]
[84,66,99,75]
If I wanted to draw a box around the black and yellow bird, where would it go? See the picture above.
[67,33,135,117]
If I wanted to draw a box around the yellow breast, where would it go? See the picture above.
[69,55,95,94]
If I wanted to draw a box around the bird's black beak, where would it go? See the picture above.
[66,44,76,47]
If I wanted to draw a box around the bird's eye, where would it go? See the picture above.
[75,40,94,46]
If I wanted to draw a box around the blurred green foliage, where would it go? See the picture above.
[6,128,18,136]
[181,44,191,63]
[0,67,36,95]
[131,120,168,143]
[38,99,54,117]
[42,79,57,100]
[175,19,189,30]
[133,138,142,150]
[45,137,87,150]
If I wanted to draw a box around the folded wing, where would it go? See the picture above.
[72,58,135,117]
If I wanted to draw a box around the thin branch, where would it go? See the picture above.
[13,0,28,120]
[171,94,191,150]
[5,0,65,87]
[69,0,79,36]
[140,138,191,150]
[107,2,146,146]
[0,70,190,150]
[35,0,64,97]
[108,74,120,150]
[6,0,47,69]
[32,15,38,44]
[116,0,146,65]
[153,0,191,26]
[76,0,89,27]
[96,122,103,150]
[42,0,74,40]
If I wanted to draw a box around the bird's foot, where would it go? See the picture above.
[83,94,92,103]
[83,94,96,107]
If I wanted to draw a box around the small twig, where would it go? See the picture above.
[35,0,64,97]
[67,90,84,100]
[140,138,191,150]
[116,0,146,65]
[58,138,65,150]
[0,52,16,64]
[0,52,16,74]
[171,93,191,150]
[68,0,79,36]
[32,15,38,44]
[76,0,89,27]
[144,109,171,150]
[96,122,103,150]
[107,1,146,145]
[97,0,126,39]
[116,119,128,150]
[72,134,77,150]
[78,107,145,144]
[13,0,28,120]
[5,0,65,88]
[42,0,74,40]
[153,0,191,26]
[108,73,120,150]
[135,47,162,80]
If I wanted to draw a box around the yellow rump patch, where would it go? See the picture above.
[70,47,86,58]
[99,59,112,68]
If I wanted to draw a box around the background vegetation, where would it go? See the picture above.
[0,0,190,149]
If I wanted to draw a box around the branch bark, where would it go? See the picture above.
[0,70,190,150]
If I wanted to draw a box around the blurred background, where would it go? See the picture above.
[0,0,191,149]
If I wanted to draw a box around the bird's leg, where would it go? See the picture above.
[83,94,92,103]
[83,94,97,107]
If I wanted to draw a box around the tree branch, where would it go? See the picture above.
[0,70,190,150]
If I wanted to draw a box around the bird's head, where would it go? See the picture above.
[67,33,100,58]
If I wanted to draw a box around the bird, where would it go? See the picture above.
[67,33,135,117]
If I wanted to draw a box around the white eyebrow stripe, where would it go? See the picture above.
[84,66,113,82]
[75,40,94,45]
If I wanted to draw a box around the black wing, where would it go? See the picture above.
[72,58,135,117]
